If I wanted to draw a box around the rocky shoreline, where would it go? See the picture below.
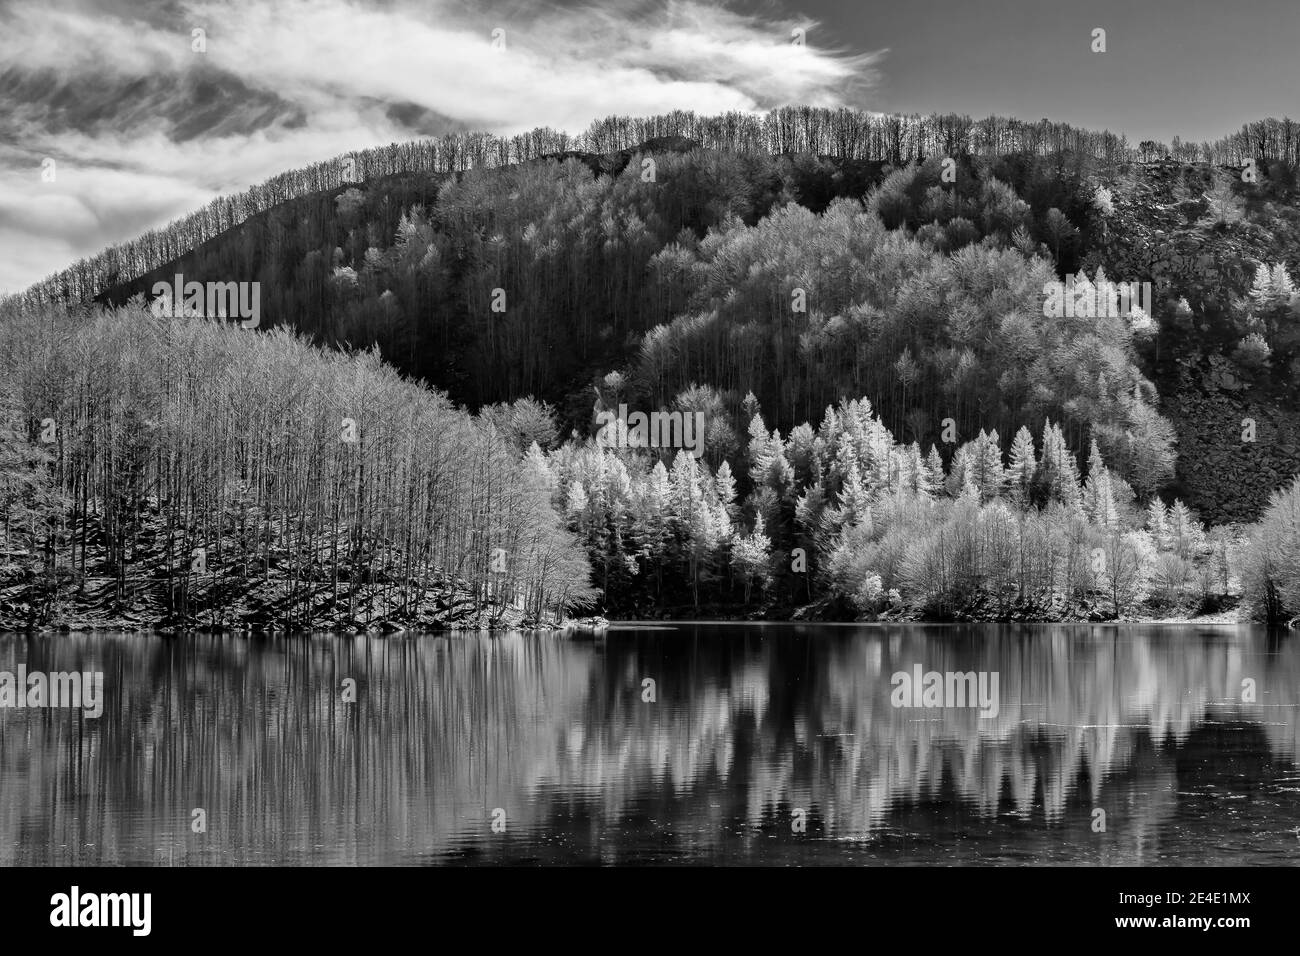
[0,561,1253,634]
[608,592,1254,627]
[0,565,609,635]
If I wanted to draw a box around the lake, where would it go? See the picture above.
[1,623,1297,865]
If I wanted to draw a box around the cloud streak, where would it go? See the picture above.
[0,0,885,293]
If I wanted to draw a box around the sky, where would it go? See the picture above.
[1,0,1297,295]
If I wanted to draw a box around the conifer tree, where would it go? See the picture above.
[973,429,1006,500]
[1007,426,1037,506]
[924,445,946,493]
[1146,498,1169,549]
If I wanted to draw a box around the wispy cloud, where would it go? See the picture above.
[0,0,885,294]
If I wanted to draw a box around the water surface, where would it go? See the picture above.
[1,623,1297,865]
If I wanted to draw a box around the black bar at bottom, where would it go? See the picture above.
[0,865,1289,943]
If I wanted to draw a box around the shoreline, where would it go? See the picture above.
[1,608,1282,635]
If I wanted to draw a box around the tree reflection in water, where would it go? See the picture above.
[0,624,1296,865]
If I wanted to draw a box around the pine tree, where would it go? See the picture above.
[1093,266,1117,318]
[863,414,897,492]
[1273,263,1296,301]
[1060,449,1084,514]
[1039,421,1083,512]
[667,450,719,607]
[1092,469,1119,529]
[945,444,972,498]
[669,451,702,522]
[1168,499,1202,558]
[925,445,946,492]
[837,457,873,527]
[1082,439,1107,520]
[1087,438,1105,484]
[1146,498,1169,550]
[1007,425,1036,506]
[747,412,771,482]
[784,422,819,487]
[714,459,737,519]
[636,460,673,601]
[905,442,932,497]
[1245,262,1297,319]
[974,429,1006,500]
[958,470,980,506]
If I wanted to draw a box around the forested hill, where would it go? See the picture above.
[87,140,896,415]
[10,109,1300,527]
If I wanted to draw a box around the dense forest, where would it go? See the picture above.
[9,108,1300,313]
[0,304,595,630]
[4,107,1300,628]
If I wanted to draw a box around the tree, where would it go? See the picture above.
[1167,500,1203,559]
[1007,426,1036,505]
[1203,176,1243,225]
[0,303,595,629]
[732,514,772,604]
[1043,208,1078,264]
[0,417,64,591]
[924,446,946,494]
[978,177,1030,239]
[1145,498,1169,549]
[969,430,1006,501]
[1100,529,1156,617]
[1038,421,1083,512]
[714,460,738,520]
[1091,185,1114,218]
[1151,552,1191,606]
[1243,478,1300,621]
[903,442,933,497]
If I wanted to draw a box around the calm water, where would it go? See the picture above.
[1,623,1298,866]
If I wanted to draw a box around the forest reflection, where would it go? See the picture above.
[1,625,1296,865]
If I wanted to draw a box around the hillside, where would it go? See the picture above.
[6,109,1300,626]
[68,138,1300,526]
[1086,157,1300,522]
